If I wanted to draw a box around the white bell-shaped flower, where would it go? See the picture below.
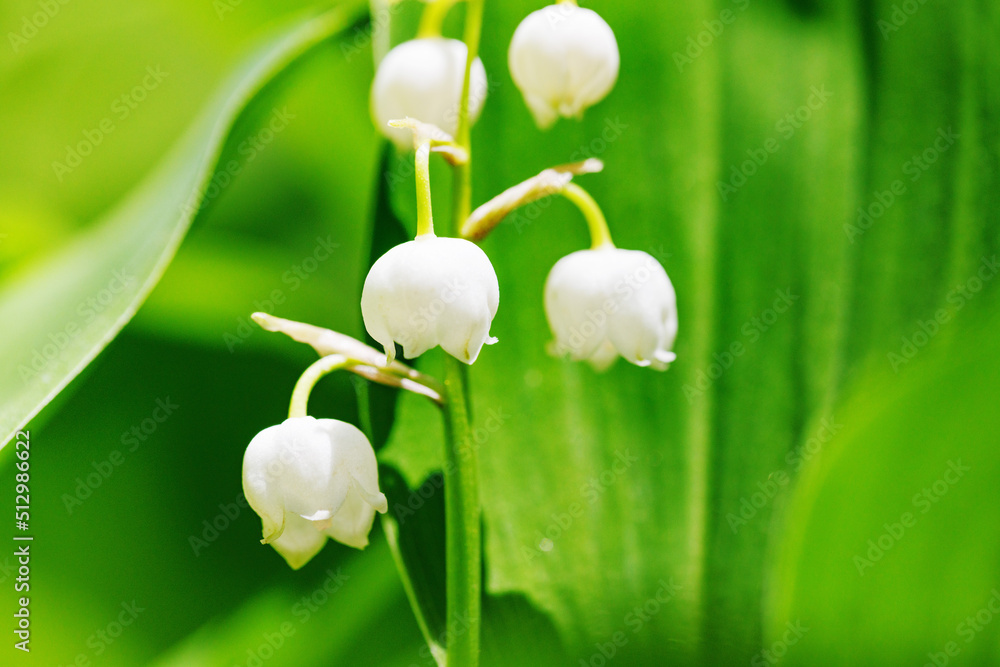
[361,236,500,364]
[545,246,677,370]
[371,37,489,150]
[508,3,619,129]
[242,416,388,569]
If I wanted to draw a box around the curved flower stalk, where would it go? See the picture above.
[508,0,619,128]
[251,312,446,403]
[461,158,604,241]
[460,164,678,371]
[242,323,452,569]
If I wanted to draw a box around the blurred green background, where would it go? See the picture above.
[1,0,998,665]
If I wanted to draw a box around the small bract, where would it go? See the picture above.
[242,416,388,569]
[361,236,500,365]
[371,37,489,150]
[508,3,619,129]
[545,246,677,370]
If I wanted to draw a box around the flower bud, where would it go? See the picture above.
[371,38,489,150]
[242,416,388,569]
[361,236,500,365]
[508,4,619,129]
[545,246,677,370]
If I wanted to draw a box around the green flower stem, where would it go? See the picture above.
[560,182,615,249]
[415,138,436,237]
[442,358,479,667]
[288,354,445,419]
[288,355,352,419]
[452,0,484,226]
[458,159,604,242]
[383,519,447,665]
[417,0,461,39]
[443,1,485,666]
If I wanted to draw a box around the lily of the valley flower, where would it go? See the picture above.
[508,3,619,129]
[545,246,677,371]
[243,416,388,569]
[371,37,489,150]
[362,236,500,364]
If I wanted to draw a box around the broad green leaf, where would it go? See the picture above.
[149,538,427,667]
[379,466,571,666]
[0,1,367,448]
[765,306,1000,665]
[377,0,999,663]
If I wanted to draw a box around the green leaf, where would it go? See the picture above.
[0,1,367,448]
[379,465,571,666]
[376,0,1000,663]
[149,538,427,667]
[765,307,1000,665]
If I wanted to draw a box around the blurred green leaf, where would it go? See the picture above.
[377,0,1000,664]
[0,2,366,448]
[766,307,1000,665]
[149,538,426,667]
[2,0,997,664]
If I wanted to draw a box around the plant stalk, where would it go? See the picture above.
[442,360,480,666]
[560,182,615,249]
[444,1,485,665]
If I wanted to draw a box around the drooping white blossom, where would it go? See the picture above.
[508,4,619,129]
[361,236,500,365]
[545,246,677,371]
[242,416,388,569]
[371,37,489,150]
